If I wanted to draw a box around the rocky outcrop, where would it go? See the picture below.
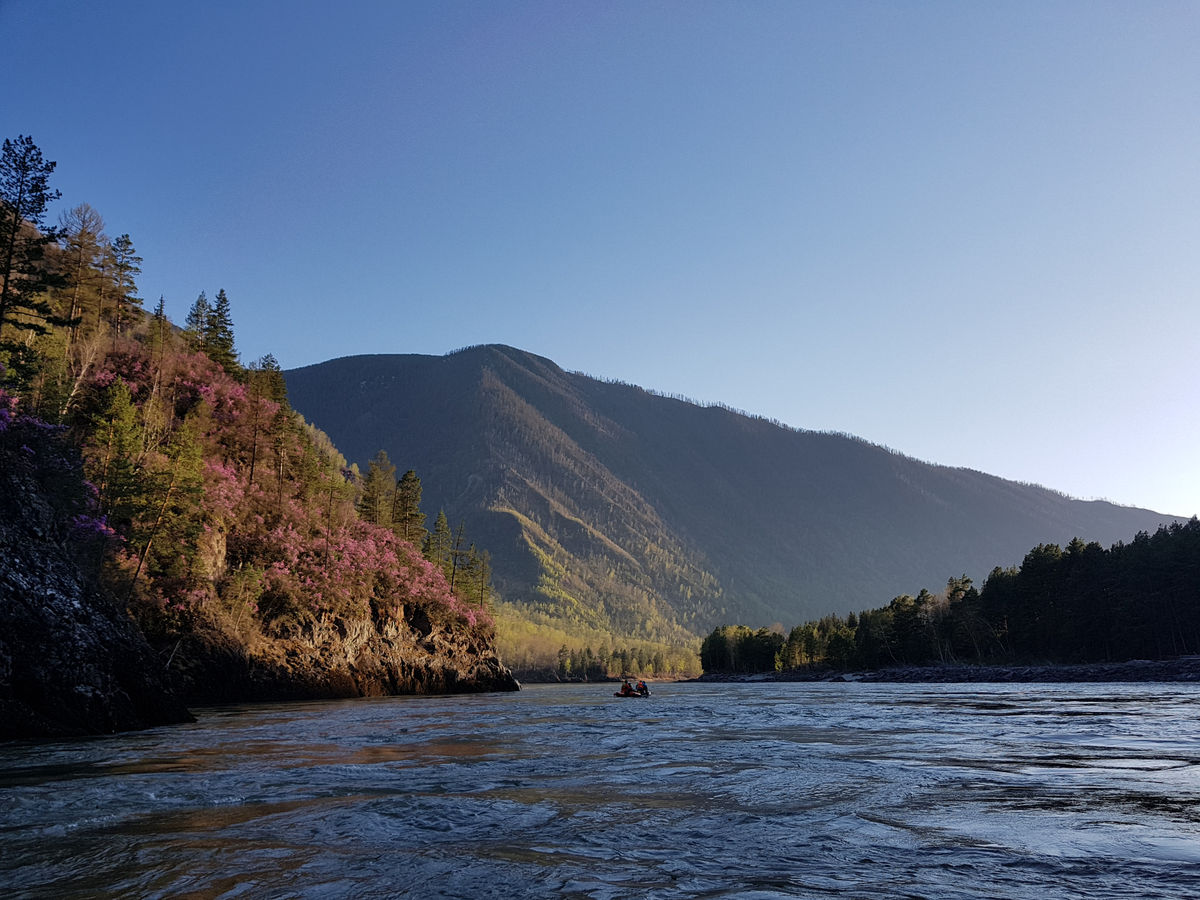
[0,436,193,740]
[1,457,517,737]
[0,402,516,740]
[167,604,520,706]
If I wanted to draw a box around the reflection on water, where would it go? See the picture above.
[1,682,1199,899]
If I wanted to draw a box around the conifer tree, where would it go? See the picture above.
[107,233,142,335]
[149,297,168,354]
[0,135,66,378]
[184,291,210,351]
[249,353,288,406]
[126,416,207,604]
[90,377,145,529]
[204,288,238,373]
[358,449,397,526]
[393,469,426,546]
[423,509,453,576]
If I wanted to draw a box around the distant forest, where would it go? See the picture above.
[701,519,1200,674]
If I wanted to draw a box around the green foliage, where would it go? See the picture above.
[55,203,106,342]
[247,353,288,406]
[358,449,396,527]
[0,136,509,693]
[184,292,210,349]
[493,599,700,679]
[107,233,142,335]
[1,134,66,382]
[394,469,426,546]
[424,509,453,575]
[182,288,238,373]
[204,288,237,373]
[10,271,489,657]
[88,377,145,531]
[700,625,784,674]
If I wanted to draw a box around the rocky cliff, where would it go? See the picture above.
[0,417,193,740]
[0,404,517,742]
[169,604,519,706]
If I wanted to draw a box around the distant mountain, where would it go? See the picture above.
[285,345,1179,642]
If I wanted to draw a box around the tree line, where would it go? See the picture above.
[357,448,494,612]
[552,643,693,680]
[702,520,1200,674]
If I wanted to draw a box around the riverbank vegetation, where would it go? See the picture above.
[1,135,503,703]
[701,520,1200,675]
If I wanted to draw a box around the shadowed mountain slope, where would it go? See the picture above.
[285,345,1179,640]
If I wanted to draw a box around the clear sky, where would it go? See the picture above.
[5,1,1198,518]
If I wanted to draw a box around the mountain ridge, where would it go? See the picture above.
[284,345,1180,642]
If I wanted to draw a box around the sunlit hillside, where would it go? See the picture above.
[285,345,1181,666]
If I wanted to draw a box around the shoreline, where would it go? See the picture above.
[697,657,1200,685]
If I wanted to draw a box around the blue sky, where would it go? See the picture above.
[5,1,1198,518]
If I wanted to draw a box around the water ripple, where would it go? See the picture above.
[2,682,1199,898]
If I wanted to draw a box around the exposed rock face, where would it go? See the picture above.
[1,407,516,740]
[168,605,520,706]
[1,450,517,737]
[0,448,193,740]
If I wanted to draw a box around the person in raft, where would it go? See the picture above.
[635,680,648,696]
[618,679,636,696]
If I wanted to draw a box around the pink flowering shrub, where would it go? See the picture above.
[72,334,494,648]
[243,504,492,635]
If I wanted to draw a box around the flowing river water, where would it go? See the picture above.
[1,681,1198,899]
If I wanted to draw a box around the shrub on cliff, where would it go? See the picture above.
[62,330,493,670]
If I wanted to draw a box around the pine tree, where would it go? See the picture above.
[204,288,237,373]
[423,509,453,576]
[126,416,207,604]
[248,353,288,406]
[107,233,142,335]
[90,377,145,529]
[184,291,210,351]
[393,469,426,546]
[244,354,286,488]
[358,449,397,526]
[0,135,66,380]
[148,297,168,355]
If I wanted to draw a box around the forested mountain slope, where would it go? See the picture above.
[285,345,1179,641]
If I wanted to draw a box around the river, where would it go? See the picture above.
[1,681,1198,899]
